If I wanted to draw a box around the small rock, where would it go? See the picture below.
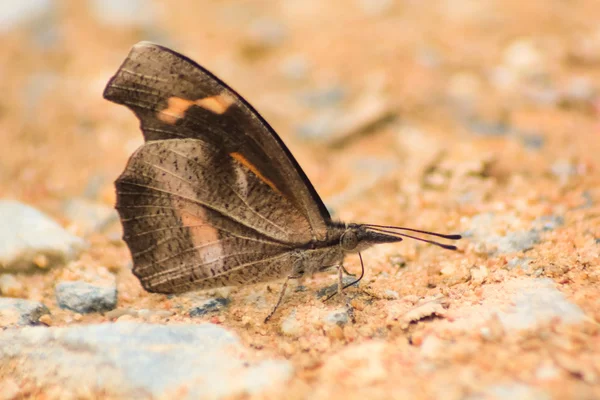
[279,54,309,81]
[550,160,577,182]
[496,278,585,330]
[89,0,154,26]
[63,198,119,235]
[563,76,597,105]
[298,86,346,108]
[519,132,545,149]
[189,297,230,317]
[0,200,87,271]
[0,298,50,327]
[532,215,564,231]
[503,39,547,79]
[481,383,551,400]
[0,0,52,32]
[280,310,302,336]
[470,265,488,285]
[420,335,444,359]
[315,276,358,299]
[494,230,540,254]
[398,298,446,329]
[0,322,293,398]
[248,18,286,47]
[465,213,543,255]
[0,274,24,297]
[507,257,533,272]
[324,308,350,327]
[55,280,117,313]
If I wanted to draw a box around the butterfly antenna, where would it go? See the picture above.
[324,252,365,302]
[366,226,459,250]
[364,224,462,240]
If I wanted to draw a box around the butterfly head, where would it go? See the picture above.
[340,223,462,253]
[339,224,402,253]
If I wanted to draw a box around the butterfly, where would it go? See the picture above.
[103,42,461,321]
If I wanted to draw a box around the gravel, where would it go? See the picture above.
[0,322,293,398]
[0,200,87,271]
[55,280,117,313]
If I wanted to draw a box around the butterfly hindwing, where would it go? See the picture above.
[116,139,308,293]
[104,42,330,241]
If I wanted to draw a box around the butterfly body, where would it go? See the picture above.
[105,42,459,318]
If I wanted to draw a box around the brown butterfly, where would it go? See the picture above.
[103,42,461,321]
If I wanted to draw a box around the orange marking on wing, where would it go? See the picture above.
[179,210,219,248]
[230,152,282,195]
[194,93,235,114]
[158,97,194,124]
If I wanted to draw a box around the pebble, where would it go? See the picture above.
[0,322,293,398]
[189,297,230,317]
[324,308,350,327]
[507,257,533,272]
[0,298,50,328]
[89,0,154,26]
[478,383,551,400]
[0,0,52,32]
[280,310,302,336]
[62,198,119,235]
[464,212,566,255]
[55,280,117,314]
[248,18,286,47]
[279,54,309,81]
[315,276,358,299]
[0,200,87,271]
[550,160,577,182]
[503,39,547,79]
[298,86,346,108]
[0,274,24,297]
[496,278,585,330]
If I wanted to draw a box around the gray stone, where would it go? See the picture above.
[63,198,119,235]
[89,0,154,26]
[0,274,24,297]
[279,55,309,81]
[189,297,230,317]
[324,309,350,327]
[315,276,358,299]
[0,0,52,32]
[0,200,87,271]
[507,257,533,272]
[0,298,49,327]
[280,310,301,336]
[247,18,287,47]
[0,322,293,399]
[298,86,346,108]
[493,230,540,254]
[469,383,551,400]
[465,212,564,255]
[55,281,117,313]
[495,278,585,331]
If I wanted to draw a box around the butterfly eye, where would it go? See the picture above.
[340,230,358,251]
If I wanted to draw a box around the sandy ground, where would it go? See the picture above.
[1,0,599,399]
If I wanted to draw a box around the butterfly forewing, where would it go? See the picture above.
[104,42,331,241]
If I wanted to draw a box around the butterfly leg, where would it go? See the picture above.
[264,274,301,323]
[341,265,356,277]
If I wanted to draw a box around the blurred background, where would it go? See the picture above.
[2,0,599,230]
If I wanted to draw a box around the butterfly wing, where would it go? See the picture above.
[116,138,308,293]
[104,41,330,241]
